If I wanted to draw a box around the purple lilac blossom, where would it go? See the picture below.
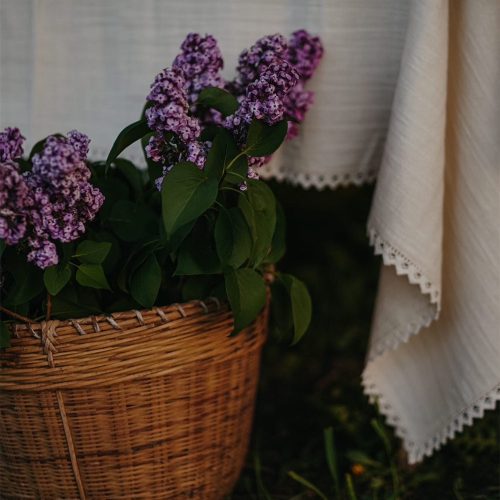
[26,132,103,268]
[225,60,299,136]
[231,34,288,94]
[145,67,201,143]
[26,238,58,269]
[0,160,29,245]
[0,127,25,162]
[173,33,224,106]
[287,29,324,80]
[283,81,315,139]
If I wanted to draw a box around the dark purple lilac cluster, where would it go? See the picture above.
[231,34,289,94]
[0,127,25,162]
[0,128,104,269]
[0,160,30,245]
[230,30,323,142]
[287,29,324,81]
[173,33,224,107]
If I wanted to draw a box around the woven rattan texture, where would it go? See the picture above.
[0,300,268,499]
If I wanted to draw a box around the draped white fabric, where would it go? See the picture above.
[1,0,498,462]
[364,0,500,462]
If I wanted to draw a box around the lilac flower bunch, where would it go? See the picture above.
[141,30,323,188]
[144,67,208,188]
[0,128,104,269]
[0,127,25,162]
[231,30,324,141]
[231,34,289,94]
[172,33,224,107]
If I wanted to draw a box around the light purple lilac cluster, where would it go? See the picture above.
[0,128,104,269]
[172,33,224,107]
[145,31,323,188]
[145,66,208,189]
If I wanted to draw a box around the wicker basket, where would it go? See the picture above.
[0,298,268,499]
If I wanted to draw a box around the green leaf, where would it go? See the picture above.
[73,240,112,264]
[0,239,5,258]
[265,201,286,264]
[168,220,196,253]
[175,221,221,276]
[161,161,218,236]
[129,254,161,308]
[181,276,219,302]
[278,273,312,344]
[76,264,111,290]
[215,208,251,268]
[51,286,102,319]
[106,119,150,171]
[91,231,121,274]
[0,321,11,348]
[244,119,288,157]
[270,279,293,338]
[224,268,266,333]
[108,200,157,242]
[114,158,145,196]
[197,87,239,117]
[239,180,277,265]
[4,259,44,306]
[43,264,72,296]
[205,128,241,180]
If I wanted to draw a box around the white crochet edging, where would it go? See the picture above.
[365,227,500,463]
[260,165,377,191]
[367,227,441,361]
[368,228,440,306]
[363,374,500,464]
[367,306,437,363]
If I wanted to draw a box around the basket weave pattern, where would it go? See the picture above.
[0,299,268,499]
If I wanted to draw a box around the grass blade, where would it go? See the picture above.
[345,474,358,500]
[324,427,341,498]
[288,471,328,500]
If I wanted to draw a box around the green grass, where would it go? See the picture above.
[232,183,500,500]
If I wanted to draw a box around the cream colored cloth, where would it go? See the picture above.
[0,0,410,188]
[364,0,500,463]
[1,0,499,463]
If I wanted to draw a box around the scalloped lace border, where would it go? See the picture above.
[363,374,500,464]
[368,228,440,306]
[365,226,499,463]
[260,164,377,190]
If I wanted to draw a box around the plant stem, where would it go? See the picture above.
[46,293,52,320]
[224,151,246,173]
[0,306,32,324]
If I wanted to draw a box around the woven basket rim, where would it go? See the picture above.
[10,296,227,339]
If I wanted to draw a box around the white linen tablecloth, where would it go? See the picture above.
[0,0,498,463]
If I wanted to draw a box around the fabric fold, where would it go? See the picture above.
[364,0,500,463]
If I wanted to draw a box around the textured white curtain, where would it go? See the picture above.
[0,0,409,188]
